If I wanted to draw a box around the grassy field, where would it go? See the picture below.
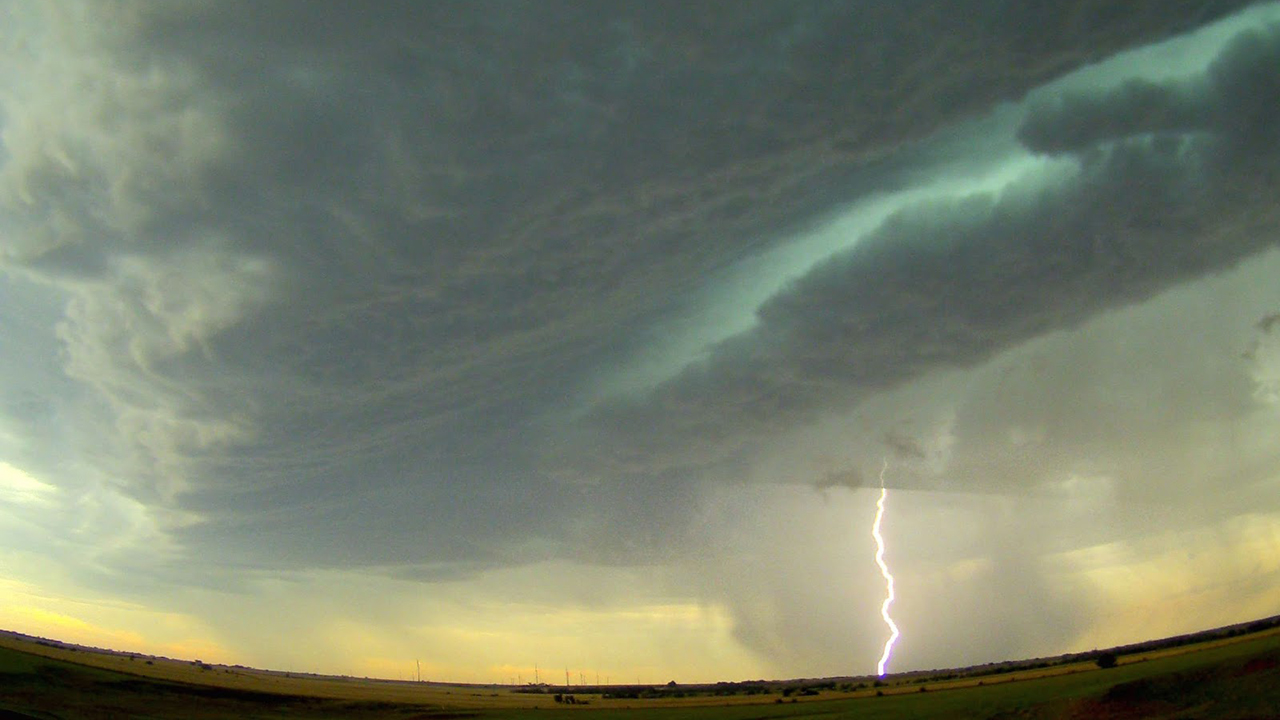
[2,626,1279,719]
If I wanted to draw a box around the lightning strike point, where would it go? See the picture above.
[873,458,900,676]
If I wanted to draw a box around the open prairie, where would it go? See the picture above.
[3,622,1279,719]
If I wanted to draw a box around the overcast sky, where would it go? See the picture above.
[2,0,1279,683]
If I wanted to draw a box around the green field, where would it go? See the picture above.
[2,628,1279,719]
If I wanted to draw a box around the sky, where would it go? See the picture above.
[2,0,1280,684]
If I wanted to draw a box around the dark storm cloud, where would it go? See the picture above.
[816,466,866,492]
[883,430,929,461]
[566,19,1280,481]
[1247,308,1280,403]
[0,1,1258,575]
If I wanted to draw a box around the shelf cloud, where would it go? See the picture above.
[1,0,1278,681]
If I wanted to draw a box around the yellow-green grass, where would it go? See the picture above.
[0,631,545,709]
[2,625,1278,719]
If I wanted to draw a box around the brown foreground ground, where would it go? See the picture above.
[2,618,1279,719]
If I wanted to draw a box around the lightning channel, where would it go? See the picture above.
[872,458,900,677]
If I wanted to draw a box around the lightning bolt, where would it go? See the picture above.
[872,458,900,677]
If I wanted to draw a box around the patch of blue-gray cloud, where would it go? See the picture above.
[0,0,1263,589]
[561,14,1280,485]
[681,243,1280,674]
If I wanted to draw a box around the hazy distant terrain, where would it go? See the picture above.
[3,620,1279,719]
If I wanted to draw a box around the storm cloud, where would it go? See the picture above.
[565,17,1280,482]
[2,0,1279,681]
